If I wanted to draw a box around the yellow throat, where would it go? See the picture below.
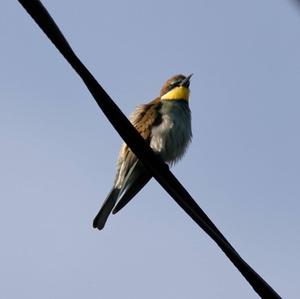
[160,86,190,101]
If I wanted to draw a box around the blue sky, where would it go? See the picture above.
[1,1,299,298]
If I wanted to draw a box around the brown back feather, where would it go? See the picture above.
[114,97,162,187]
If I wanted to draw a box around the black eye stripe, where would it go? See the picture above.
[168,80,181,91]
[171,80,180,86]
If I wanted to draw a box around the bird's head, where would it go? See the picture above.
[160,74,192,102]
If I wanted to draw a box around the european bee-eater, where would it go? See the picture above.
[93,74,193,230]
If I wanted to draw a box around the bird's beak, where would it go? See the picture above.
[180,74,193,88]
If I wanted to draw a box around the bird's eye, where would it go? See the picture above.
[169,80,180,90]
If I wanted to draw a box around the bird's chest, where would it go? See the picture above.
[150,102,191,163]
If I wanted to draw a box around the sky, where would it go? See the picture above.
[1,1,300,298]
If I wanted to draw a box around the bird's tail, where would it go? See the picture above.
[93,188,120,230]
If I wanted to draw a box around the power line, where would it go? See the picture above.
[17,1,282,298]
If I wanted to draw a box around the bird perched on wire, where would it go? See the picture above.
[93,74,193,230]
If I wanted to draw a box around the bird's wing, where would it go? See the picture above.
[130,97,162,140]
[112,98,162,213]
[112,160,151,214]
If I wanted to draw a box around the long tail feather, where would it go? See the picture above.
[93,188,120,230]
[112,161,151,214]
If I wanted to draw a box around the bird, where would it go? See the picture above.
[93,74,193,230]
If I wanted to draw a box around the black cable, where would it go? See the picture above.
[17,1,282,298]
